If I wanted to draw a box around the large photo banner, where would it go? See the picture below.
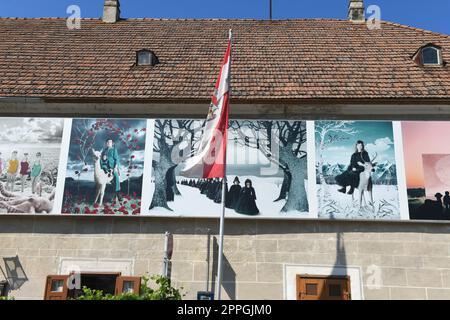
[142,119,314,218]
[1,116,448,222]
[315,121,402,220]
[61,119,147,215]
[402,121,450,220]
[0,118,64,214]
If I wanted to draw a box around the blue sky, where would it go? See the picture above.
[0,0,448,34]
[316,121,396,165]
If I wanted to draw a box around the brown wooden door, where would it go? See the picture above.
[115,276,141,295]
[44,275,69,300]
[296,275,351,300]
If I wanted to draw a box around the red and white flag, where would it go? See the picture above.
[180,32,231,178]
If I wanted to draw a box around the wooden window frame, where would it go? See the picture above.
[44,272,126,300]
[296,274,351,301]
[44,275,69,300]
[115,276,141,296]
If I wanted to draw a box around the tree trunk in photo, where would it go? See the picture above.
[273,169,291,202]
[317,134,327,186]
[317,132,329,211]
[171,169,181,196]
[150,139,173,210]
[279,144,308,213]
[150,160,172,211]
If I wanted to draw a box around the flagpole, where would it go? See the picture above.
[216,29,232,301]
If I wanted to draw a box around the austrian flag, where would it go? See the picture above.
[180,32,231,178]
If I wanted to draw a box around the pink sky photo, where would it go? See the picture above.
[402,121,450,189]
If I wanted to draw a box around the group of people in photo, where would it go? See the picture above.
[179,176,260,215]
[0,151,43,194]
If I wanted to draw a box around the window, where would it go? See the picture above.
[296,275,351,300]
[413,44,443,66]
[136,49,159,66]
[422,46,441,65]
[44,275,69,300]
[115,276,141,295]
[44,273,141,300]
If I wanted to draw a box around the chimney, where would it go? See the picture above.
[348,0,365,22]
[102,0,120,23]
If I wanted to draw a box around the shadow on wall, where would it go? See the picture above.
[2,215,450,237]
[210,236,236,300]
[1,256,28,292]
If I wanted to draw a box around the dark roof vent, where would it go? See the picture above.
[412,44,444,66]
[136,49,159,66]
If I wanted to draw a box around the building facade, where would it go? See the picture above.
[0,0,450,300]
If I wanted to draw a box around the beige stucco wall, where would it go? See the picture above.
[0,101,449,300]
[1,215,450,300]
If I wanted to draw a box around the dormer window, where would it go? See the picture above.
[422,46,440,65]
[412,44,444,66]
[136,49,159,66]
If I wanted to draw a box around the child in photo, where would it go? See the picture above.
[31,152,42,195]
[20,152,30,192]
[6,150,19,192]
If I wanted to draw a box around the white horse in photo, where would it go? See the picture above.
[92,149,114,206]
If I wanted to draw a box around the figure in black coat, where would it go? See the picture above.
[201,179,210,194]
[235,179,259,215]
[335,140,371,195]
[226,176,241,209]
[444,191,450,211]
[214,179,228,204]
[207,178,219,200]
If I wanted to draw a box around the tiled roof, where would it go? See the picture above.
[0,18,449,101]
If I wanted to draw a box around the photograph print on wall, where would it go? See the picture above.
[315,120,401,220]
[0,117,64,214]
[62,118,147,215]
[143,119,311,218]
[402,121,450,220]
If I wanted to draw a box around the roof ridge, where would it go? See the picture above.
[0,16,100,20]
[0,17,347,22]
[382,20,450,39]
[0,17,447,37]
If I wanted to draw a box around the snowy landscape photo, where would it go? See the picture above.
[62,119,147,215]
[0,118,64,214]
[402,121,450,220]
[144,119,310,218]
[315,121,401,220]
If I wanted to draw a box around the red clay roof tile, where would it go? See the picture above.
[0,18,448,101]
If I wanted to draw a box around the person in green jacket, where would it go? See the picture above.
[31,152,42,194]
[101,138,121,201]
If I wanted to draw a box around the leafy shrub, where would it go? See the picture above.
[75,275,184,300]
